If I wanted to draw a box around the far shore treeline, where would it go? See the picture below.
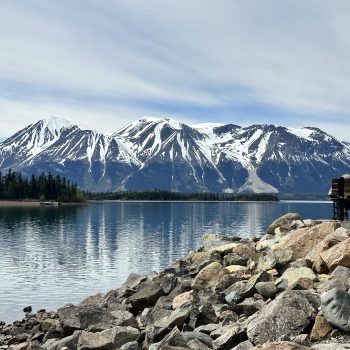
[0,169,278,202]
[0,169,84,202]
[86,190,278,201]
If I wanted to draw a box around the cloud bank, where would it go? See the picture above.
[1,0,350,140]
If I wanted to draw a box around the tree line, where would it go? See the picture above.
[0,169,84,202]
[86,189,278,201]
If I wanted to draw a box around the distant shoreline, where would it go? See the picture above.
[0,200,85,207]
[0,199,331,207]
[0,200,41,207]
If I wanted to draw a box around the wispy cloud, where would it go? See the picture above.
[1,0,350,140]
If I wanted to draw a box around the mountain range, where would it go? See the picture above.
[0,116,349,194]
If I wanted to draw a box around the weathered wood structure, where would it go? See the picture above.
[330,176,350,220]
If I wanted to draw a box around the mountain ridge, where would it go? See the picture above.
[0,116,349,193]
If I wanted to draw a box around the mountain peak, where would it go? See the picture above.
[41,116,74,134]
[139,116,184,130]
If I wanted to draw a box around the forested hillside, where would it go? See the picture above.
[0,170,84,202]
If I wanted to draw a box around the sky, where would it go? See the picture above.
[1,0,350,140]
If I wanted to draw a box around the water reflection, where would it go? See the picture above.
[0,201,332,323]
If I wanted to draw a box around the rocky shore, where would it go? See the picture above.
[2,213,350,350]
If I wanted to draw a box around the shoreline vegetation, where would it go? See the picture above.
[2,213,350,349]
[0,169,279,204]
[85,190,279,202]
[0,169,84,203]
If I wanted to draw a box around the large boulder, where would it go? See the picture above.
[57,305,116,333]
[77,327,139,350]
[246,290,320,344]
[266,213,302,235]
[309,227,349,273]
[320,238,350,272]
[321,287,350,332]
[129,283,165,313]
[192,262,229,290]
[273,222,340,261]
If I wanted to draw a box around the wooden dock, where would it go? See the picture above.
[329,176,350,220]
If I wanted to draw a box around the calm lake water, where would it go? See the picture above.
[0,200,332,323]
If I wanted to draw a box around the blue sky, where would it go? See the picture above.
[1,0,350,140]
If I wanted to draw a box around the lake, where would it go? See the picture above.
[0,200,332,323]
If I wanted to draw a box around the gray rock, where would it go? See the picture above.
[79,293,104,307]
[318,266,350,293]
[255,282,277,299]
[153,328,188,349]
[232,298,265,317]
[247,290,320,344]
[119,341,141,350]
[223,253,248,267]
[224,291,242,305]
[46,331,82,350]
[212,325,247,350]
[321,287,350,332]
[311,344,350,349]
[155,305,191,329]
[232,340,254,350]
[109,310,138,328]
[243,272,270,298]
[195,324,221,335]
[122,273,147,289]
[77,326,139,350]
[289,259,312,269]
[267,213,302,235]
[187,338,210,349]
[57,305,116,333]
[129,283,165,312]
[182,332,213,348]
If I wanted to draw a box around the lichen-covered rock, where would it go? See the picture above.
[192,262,229,290]
[275,267,317,288]
[247,290,320,344]
[321,287,350,332]
[223,253,248,267]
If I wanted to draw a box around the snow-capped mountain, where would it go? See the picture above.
[0,116,349,193]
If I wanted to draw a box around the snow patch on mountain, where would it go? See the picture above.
[1,116,349,193]
[287,127,314,141]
